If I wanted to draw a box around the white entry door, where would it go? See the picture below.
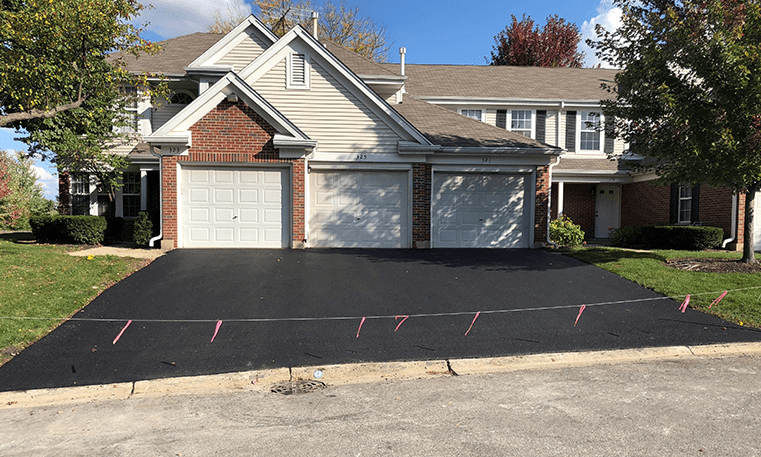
[595,184,620,238]
[309,169,409,248]
[181,166,289,248]
[432,172,529,248]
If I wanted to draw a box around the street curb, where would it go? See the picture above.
[2,342,760,409]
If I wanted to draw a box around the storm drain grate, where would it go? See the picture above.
[270,380,326,395]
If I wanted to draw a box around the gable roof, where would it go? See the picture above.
[239,25,433,147]
[117,33,224,76]
[321,40,400,78]
[394,96,558,152]
[381,63,618,102]
[186,15,278,70]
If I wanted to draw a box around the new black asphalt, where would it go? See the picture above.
[2,249,760,392]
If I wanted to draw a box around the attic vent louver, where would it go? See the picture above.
[289,53,308,88]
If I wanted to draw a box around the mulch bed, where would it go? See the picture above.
[666,257,761,273]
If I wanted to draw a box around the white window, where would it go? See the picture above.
[70,174,91,215]
[117,86,138,134]
[510,110,534,138]
[287,53,310,89]
[459,109,483,121]
[122,172,141,218]
[678,186,692,223]
[579,111,602,151]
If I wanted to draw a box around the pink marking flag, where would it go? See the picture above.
[210,320,222,342]
[356,317,366,338]
[709,291,728,309]
[574,305,586,327]
[680,295,690,313]
[394,315,409,332]
[112,320,132,345]
[465,311,481,336]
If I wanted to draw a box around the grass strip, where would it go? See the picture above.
[0,234,148,365]
[565,247,761,328]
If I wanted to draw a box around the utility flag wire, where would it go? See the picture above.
[1,285,759,325]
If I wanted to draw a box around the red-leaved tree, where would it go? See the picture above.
[490,14,584,67]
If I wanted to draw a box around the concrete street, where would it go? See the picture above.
[1,352,760,456]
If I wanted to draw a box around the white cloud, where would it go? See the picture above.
[30,162,58,201]
[579,0,623,68]
[137,0,252,38]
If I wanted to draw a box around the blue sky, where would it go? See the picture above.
[1,0,622,199]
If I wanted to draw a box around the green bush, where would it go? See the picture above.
[550,216,585,247]
[133,211,153,247]
[612,225,723,250]
[30,215,107,244]
[61,216,107,244]
[29,215,63,243]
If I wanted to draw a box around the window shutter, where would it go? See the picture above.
[291,54,306,85]
[496,110,507,129]
[604,116,615,154]
[691,185,700,223]
[565,111,576,151]
[669,183,679,224]
[536,110,546,143]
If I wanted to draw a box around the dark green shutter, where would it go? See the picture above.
[496,110,507,129]
[536,110,546,143]
[565,111,576,151]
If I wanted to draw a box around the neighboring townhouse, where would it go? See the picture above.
[59,15,559,249]
[58,14,753,250]
[370,60,747,248]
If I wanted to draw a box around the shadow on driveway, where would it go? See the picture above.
[1,248,759,391]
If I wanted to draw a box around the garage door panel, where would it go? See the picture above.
[309,170,409,248]
[433,172,528,248]
[181,167,288,248]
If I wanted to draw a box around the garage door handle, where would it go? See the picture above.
[356,217,361,221]
[232,215,238,220]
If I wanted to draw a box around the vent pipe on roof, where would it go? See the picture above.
[400,47,406,76]
[311,11,319,39]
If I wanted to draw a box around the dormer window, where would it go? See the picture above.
[287,53,310,89]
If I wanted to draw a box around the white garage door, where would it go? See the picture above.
[309,169,409,248]
[433,172,529,248]
[181,166,289,248]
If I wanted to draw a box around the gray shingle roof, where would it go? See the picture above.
[394,96,557,150]
[381,63,618,101]
[555,158,629,172]
[117,33,224,75]
[321,40,399,77]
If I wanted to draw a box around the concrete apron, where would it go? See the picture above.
[3,342,761,409]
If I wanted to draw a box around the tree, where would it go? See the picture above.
[250,0,390,62]
[490,14,585,67]
[590,0,761,263]
[0,150,54,230]
[206,3,250,34]
[0,0,164,201]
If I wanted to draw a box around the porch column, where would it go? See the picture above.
[557,181,565,216]
[140,170,148,211]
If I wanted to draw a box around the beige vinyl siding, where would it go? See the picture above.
[545,110,558,147]
[216,33,269,72]
[252,58,403,154]
[484,109,497,126]
[152,104,186,132]
[558,111,567,151]
[614,137,626,155]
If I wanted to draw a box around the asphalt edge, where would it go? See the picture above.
[3,342,760,409]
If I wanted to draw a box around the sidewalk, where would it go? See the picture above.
[1,350,759,456]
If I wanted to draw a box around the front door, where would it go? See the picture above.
[595,184,620,238]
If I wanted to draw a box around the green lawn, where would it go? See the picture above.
[566,247,761,328]
[0,233,149,365]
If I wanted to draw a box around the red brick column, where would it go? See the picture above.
[534,165,550,245]
[291,158,305,244]
[412,163,431,247]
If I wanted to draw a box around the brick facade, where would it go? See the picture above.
[57,172,71,215]
[160,100,305,248]
[621,181,670,228]
[534,165,550,244]
[412,163,431,247]
[551,183,596,238]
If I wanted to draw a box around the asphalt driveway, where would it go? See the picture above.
[2,249,759,391]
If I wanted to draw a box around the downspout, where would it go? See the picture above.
[722,193,738,248]
[148,145,163,248]
[546,155,561,248]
